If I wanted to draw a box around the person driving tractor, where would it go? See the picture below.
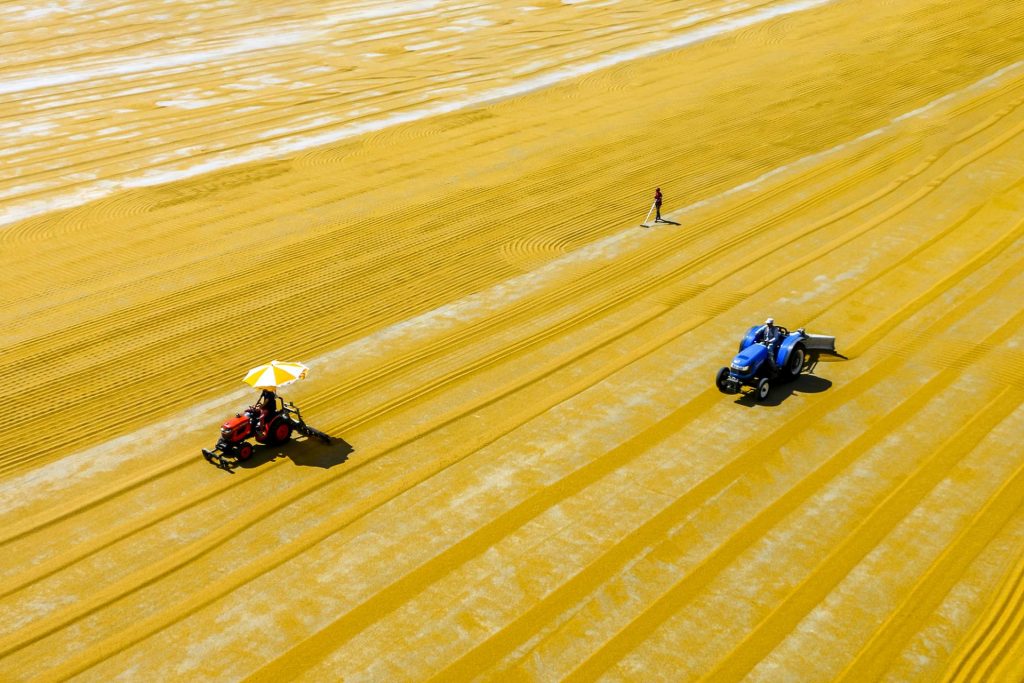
[759,317,779,372]
[202,360,332,469]
[251,389,278,427]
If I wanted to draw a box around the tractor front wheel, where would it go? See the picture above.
[236,442,254,461]
[756,377,771,401]
[715,367,731,393]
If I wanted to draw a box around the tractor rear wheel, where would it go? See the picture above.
[785,343,805,381]
[236,442,253,461]
[756,377,771,401]
[268,418,293,446]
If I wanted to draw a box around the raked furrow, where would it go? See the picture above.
[558,261,1024,681]
[6,1,1024,679]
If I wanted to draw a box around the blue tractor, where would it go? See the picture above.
[715,318,837,401]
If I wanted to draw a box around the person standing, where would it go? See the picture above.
[654,187,664,222]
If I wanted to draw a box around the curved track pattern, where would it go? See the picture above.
[4,0,1024,680]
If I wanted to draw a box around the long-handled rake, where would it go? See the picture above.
[640,200,656,228]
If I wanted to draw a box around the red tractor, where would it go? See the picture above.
[202,391,330,469]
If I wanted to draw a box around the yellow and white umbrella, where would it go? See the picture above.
[243,360,309,390]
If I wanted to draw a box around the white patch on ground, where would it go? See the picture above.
[255,74,289,85]
[16,121,58,136]
[352,28,419,42]
[346,106,381,118]
[4,4,67,21]
[0,30,313,96]
[455,16,496,28]
[428,43,467,55]
[4,43,1016,511]
[670,0,756,30]
[669,129,879,219]
[5,593,78,633]
[63,171,98,182]
[0,181,52,201]
[320,0,440,28]
[429,71,475,82]
[256,116,340,140]
[0,387,251,515]
[778,265,865,306]
[405,40,444,51]
[0,228,643,514]
[112,665,141,683]
[424,86,469,98]
[0,0,861,228]
[155,97,217,110]
[670,11,715,28]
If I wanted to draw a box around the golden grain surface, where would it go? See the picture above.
[3,0,1024,680]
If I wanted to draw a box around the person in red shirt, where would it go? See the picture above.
[654,187,664,222]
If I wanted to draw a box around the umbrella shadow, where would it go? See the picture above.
[285,435,354,468]
[237,434,354,471]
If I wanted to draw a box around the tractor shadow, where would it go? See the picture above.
[735,373,832,407]
[238,434,354,470]
[733,352,837,408]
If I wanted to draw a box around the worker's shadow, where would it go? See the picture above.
[654,219,681,226]
[239,435,354,470]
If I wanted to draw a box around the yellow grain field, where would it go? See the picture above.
[3,0,1024,680]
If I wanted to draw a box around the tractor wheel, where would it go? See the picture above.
[237,442,254,461]
[785,343,805,381]
[715,367,731,393]
[268,418,293,446]
[756,377,771,401]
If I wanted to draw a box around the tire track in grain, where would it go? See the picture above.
[703,388,1024,682]
[253,178,1024,683]
[943,548,1024,682]
[6,160,982,674]
[429,207,1024,682]
[559,260,1024,682]
[0,117,927,537]
[4,81,1015,581]
[0,120,901,471]
[834,437,1024,683]
[8,5,1024,679]
[9,17,1024,581]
